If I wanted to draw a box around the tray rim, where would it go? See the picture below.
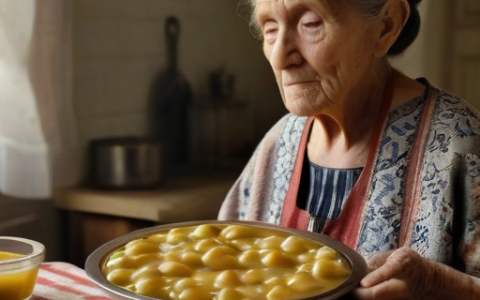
[85,220,368,300]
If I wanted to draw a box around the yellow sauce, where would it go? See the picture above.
[0,251,39,300]
[0,251,24,260]
[104,224,352,300]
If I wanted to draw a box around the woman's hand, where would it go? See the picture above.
[351,247,435,300]
[351,247,480,300]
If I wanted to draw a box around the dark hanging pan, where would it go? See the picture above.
[148,16,192,174]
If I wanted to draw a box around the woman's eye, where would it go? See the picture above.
[263,29,278,41]
[263,23,278,41]
[303,21,322,29]
[264,28,277,35]
[300,11,322,30]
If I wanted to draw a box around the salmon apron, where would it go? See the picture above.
[279,75,434,249]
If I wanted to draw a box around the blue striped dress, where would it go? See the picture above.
[298,161,363,233]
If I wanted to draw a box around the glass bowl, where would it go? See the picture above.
[85,220,367,300]
[0,237,46,300]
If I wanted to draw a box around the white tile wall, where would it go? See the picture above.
[72,0,286,163]
[79,112,149,141]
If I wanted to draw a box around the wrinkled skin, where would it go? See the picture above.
[343,247,480,300]
[352,247,435,300]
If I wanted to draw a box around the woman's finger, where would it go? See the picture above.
[366,250,394,273]
[361,251,405,287]
[352,279,409,300]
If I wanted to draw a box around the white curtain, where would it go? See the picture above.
[0,0,80,199]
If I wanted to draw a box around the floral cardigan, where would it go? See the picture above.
[218,85,480,277]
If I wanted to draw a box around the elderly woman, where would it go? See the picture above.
[218,0,480,298]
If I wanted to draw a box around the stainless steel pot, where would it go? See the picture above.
[89,137,162,189]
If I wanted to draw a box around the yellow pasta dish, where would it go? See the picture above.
[102,224,352,300]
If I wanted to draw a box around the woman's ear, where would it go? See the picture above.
[374,0,410,57]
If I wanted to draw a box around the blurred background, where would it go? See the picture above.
[0,0,478,266]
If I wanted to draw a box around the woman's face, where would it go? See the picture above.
[256,0,382,116]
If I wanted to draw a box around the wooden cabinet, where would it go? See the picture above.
[67,212,156,267]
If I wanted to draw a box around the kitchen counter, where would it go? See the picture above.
[53,172,238,266]
[53,173,237,223]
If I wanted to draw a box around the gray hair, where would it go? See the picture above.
[348,0,389,19]
[238,0,422,56]
[237,0,261,40]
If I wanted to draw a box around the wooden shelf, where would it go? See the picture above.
[54,174,237,223]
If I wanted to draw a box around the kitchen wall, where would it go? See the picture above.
[72,0,461,172]
[72,0,286,169]
[390,0,450,89]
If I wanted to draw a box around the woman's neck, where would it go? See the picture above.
[307,66,424,169]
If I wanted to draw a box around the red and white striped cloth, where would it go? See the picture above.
[32,262,115,300]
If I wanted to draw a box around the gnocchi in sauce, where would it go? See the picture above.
[103,224,351,300]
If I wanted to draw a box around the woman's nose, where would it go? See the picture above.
[267,30,302,70]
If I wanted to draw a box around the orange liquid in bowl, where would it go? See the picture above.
[0,251,40,300]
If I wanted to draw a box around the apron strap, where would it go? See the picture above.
[322,75,395,248]
[279,117,314,230]
[398,84,435,246]
[279,74,396,249]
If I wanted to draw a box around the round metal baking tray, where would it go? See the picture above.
[85,220,367,300]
